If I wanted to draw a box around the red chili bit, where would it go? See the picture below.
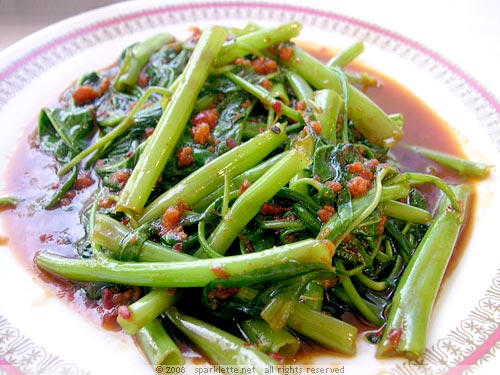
[98,198,114,209]
[143,127,155,138]
[260,79,273,90]
[239,234,254,253]
[117,305,132,320]
[191,122,211,145]
[72,85,100,105]
[252,56,278,75]
[172,243,184,252]
[347,161,364,174]
[325,180,342,193]
[177,146,195,168]
[137,72,149,87]
[241,99,252,108]
[233,57,251,66]
[239,179,251,195]
[347,176,372,198]
[378,215,388,235]
[278,43,294,61]
[318,204,336,223]
[39,233,54,243]
[272,100,282,113]
[269,352,285,363]
[211,266,230,279]
[387,328,404,347]
[192,108,219,128]
[310,120,322,135]
[188,26,202,38]
[73,171,95,190]
[226,138,237,149]
[162,206,183,228]
[295,100,307,111]
[261,203,287,216]
[110,170,131,188]
[99,77,110,94]
[364,158,380,170]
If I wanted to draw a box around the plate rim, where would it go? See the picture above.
[1,1,499,374]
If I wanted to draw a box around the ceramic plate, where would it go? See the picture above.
[1,1,499,374]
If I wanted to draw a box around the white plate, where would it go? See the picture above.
[1,1,500,374]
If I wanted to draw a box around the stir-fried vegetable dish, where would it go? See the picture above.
[9,21,492,370]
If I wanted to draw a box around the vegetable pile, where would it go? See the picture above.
[33,21,491,370]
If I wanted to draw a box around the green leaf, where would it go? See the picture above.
[39,107,95,162]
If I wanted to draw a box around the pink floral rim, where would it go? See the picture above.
[1,2,500,375]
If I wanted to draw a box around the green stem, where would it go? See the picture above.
[165,307,278,374]
[279,45,403,147]
[406,172,461,211]
[223,72,303,122]
[36,238,334,288]
[327,40,365,68]
[118,26,227,213]
[335,260,385,326]
[239,318,300,358]
[380,200,432,224]
[135,318,185,366]
[138,123,287,224]
[206,138,313,255]
[377,184,472,359]
[216,21,302,66]
[114,33,175,91]
[286,300,358,355]
[92,214,193,262]
[403,144,492,178]
[313,89,342,144]
[117,288,179,335]
[191,152,284,212]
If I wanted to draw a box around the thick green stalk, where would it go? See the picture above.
[286,69,313,101]
[380,200,432,224]
[138,123,287,224]
[377,184,472,359]
[327,40,365,68]
[114,33,175,91]
[313,89,342,144]
[279,45,403,147]
[117,26,227,214]
[165,307,278,373]
[136,318,185,366]
[301,281,324,311]
[206,138,313,255]
[223,72,302,122]
[403,144,492,178]
[191,152,284,212]
[117,288,179,335]
[239,318,300,358]
[286,300,358,355]
[36,238,334,288]
[93,214,193,262]
[216,21,302,66]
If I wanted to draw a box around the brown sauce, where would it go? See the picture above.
[1,43,477,356]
